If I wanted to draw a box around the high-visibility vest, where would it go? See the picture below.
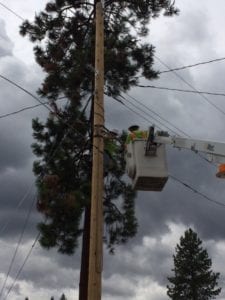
[126,130,148,144]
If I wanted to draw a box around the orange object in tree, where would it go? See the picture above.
[216,164,225,178]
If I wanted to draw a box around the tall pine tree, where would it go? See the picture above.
[20,1,178,298]
[167,228,221,300]
[20,0,178,255]
[59,294,67,300]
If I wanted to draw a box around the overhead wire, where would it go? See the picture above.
[1,101,78,299]
[0,74,52,112]
[0,185,34,236]
[0,2,24,21]
[3,232,41,300]
[159,57,225,74]
[117,94,179,136]
[0,73,104,154]
[155,56,225,117]
[0,195,36,299]
[1,0,225,81]
[110,95,162,132]
[0,97,67,120]
[124,93,191,137]
[170,174,225,209]
[154,56,225,165]
[137,83,225,99]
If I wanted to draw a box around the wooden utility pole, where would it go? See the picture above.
[87,1,104,300]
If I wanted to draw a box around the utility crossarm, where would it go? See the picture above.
[154,133,225,163]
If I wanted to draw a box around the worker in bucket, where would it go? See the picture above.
[125,125,148,145]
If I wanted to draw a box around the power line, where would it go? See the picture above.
[0,185,34,236]
[124,93,190,137]
[3,232,40,300]
[170,174,225,209]
[137,84,225,98]
[118,94,179,136]
[0,2,24,21]
[0,73,104,154]
[0,97,67,120]
[111,95,162,132]
[159,57,225,74]
[1,106,79,299]
[154,56,223,166]
[0,74,52,112]
[155,56,225,117]
[0,195,36,298]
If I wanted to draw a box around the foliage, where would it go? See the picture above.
[167,228,221,300]
[20,0,179,255]
[59,294,67,300]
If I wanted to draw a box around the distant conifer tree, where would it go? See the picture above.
[167,228,221,299]
[59,293,67,300]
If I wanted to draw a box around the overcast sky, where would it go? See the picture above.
[1,0,225,299]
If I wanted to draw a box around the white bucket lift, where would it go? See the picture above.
[125,127,168,191]
[125,126,225,192]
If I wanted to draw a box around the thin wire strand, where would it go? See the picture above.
[0,2,24,21]
[1,105,79,299]
[0,73,103,155]
[137,84,225,98]
[155,56,225,117]
[154,56,220,165]
[170,175,225,208]
[0,195,36,298]
[0,74,52,112]
[0,97,67,120]
[124,93,190,137]
[3,232,41,300]
[159,57,225,74]
[0,185,34,236]
[118,94,179,136]
[111,95,162,131]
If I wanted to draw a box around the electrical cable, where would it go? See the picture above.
[155,56,225,117]
[0,97,71,238]
[0,107,76,299]
[137,84,225,98]
[154,56,223,165]
[1,104,81,299]
[159,57,225,74]
[127,93,216,165]
[3,232,41,300]
[0,2,24,21]
[0,195,36,298]
[170,174,225,209]
[0,185,34,236]
[118,94,179,136]
[0,73,104,155]
[0,74,52,112]
[0,97,67,120]
[123,93,190,137]
[110,95,162,132]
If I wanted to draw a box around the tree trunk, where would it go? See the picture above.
[79,205,91,300]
